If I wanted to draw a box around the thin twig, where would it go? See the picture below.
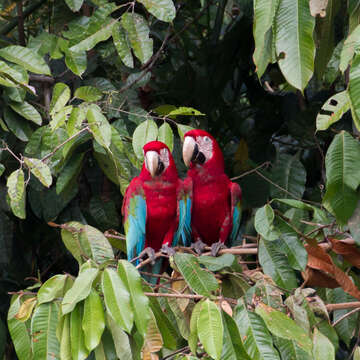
[41,126,89,162]
[231,161,271,181]
[162,346,190,360]
[326,302,360,311]
[332,307,360,327]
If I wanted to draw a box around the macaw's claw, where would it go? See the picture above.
[211,241,226,257]
[138,247,156,265]
[161,244,176,256]
[191,239,207,255]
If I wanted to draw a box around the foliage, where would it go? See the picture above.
[1,0,360,359]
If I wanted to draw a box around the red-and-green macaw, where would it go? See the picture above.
[182,129,242,255]
[122,141,191,265]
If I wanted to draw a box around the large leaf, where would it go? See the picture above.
[253,0,278,78]
[87,104,112,148]
[339,24,360,72]
[9,101,42,125]
[24,157,52,188]
[0,45,51,75]
[197,299,223,360]
[121,13,153,64]
[62,267,99,314]
[82,289,105,352]
[56,153,84,194]
[348,54,360,130]
[69,19,117,53]
[158,122,174,152]
[112,22,134,68]
[174,253,219,296]
[49,83,71,116]
[38,274,67,304]
[31,303,60,360]
[258,238,298,290]
[137,0,176,22]
[323,131,360,224]
[275,0,315,90]
[142,310,163,359]
[59,314,71,360]
[70,303,89,360]
[312,328,335,360]
[255,303,312,354]
[7,169,26,219]
[106,315,132,359]
[101,268,133,333]
[270,153,306,199]
[117,261,150,339]
[7,296,32,360]
[234,300,280,360]
[132,119,158,159]
[254,204,279,241]
[75,86,103,102]
[274,337,312,360]
[65,0,84,12]
[65,50,87,76]
[316,91,350,131]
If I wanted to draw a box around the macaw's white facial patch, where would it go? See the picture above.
[159,148,170,169]
[196,135,213,162]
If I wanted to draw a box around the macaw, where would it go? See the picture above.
[122,141,191,266]
[182,129,242,256]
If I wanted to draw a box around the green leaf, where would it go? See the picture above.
[188,301,202,354]
[9,101,42,125]
[83,289,105,352]
[312,328,335,360]
[354,346,360,360]
[275,0,315,90]
[38,274,67,304]
[31,303,60,360]
[50,83,71,116]
[198,254,235,271]
[316,91,350,131]
[62,267,99,314]
[112,23,134,68]
[348,54,360,131]
[67,106,86,136]
[7,296,32,360]
[323,131,360,224]
[222,312,251,360]
[258,238,298,290]
[0,60,28,86]
[7,169,24,202]
[0,164,4,177]
[274,337,312,360]
[255,303,312,354]
[254,204,279,240]
[59,314,71,360]
[87,104,112,148]
[102,268,133,333]
[65,50,87,76]
[70,19,117,53]
[117,260,150,339]
[0,45,51,75]
[24,157,52,187]
[70,303,89,360]
[132,119,158,159]
[270,153,306,199]
[56,153,84,194]
[234,299,280,360]
[339,24,360,72]
[177,124,194,139]
[65,0,84,12]
[121,13,153,64]
[106,314,133,359]
[174,253,219,296]
[167,107,205,117]
[253,0,278,78]
[158,122,174,152]
[75,86,103,102]
[137,0,176,22]
[4,107,32,141]
[197,299,223,360]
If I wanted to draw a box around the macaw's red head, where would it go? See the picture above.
[141,141,177,181]
[182,129,224,173]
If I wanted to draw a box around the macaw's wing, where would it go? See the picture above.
[122,179,146,262]
[174,178,192,247]
[230,182,242,243]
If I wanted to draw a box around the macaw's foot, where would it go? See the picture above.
[211,241,226,257]
[191,239,207,255]
[161,243,176,257]
[138,247,156,265]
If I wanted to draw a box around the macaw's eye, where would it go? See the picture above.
[204,136,210,142]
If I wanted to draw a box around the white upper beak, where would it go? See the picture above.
[145,151,159,177]
[182,136,196,167]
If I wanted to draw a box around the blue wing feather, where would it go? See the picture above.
[230,202,242,242]
[174,196,192,247]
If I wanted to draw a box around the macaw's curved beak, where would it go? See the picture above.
[183,136,197,167]
[145,151,164,177]
[183,136,206,167]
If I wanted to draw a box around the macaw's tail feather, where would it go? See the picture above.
[139,257,164,285]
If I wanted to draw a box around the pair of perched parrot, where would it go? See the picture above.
[122,129,242,264]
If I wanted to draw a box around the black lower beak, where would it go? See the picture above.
[191,144,206,165]
[156,161,165,176]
